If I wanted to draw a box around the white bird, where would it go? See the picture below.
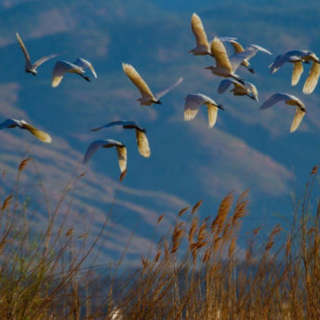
[83,139,127,174]
[184,93,224,128]
[122,63,183,106]
[260,93,306,133]
[188,13,211,56]
[224,39,272,73]
[218,79,259,101]
[0,118,52,143]
[269,50,320,94]
[16,32,60,75]
[205,37,253,84]
[52,58,97,87]
[90,120,150,158]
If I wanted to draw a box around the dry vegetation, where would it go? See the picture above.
[0,158,319,319]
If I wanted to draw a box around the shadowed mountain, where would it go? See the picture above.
[0,0,319,260]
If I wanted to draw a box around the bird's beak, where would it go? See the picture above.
[217,104,224,111]
[204,66,212,70]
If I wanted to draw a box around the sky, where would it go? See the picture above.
[0,0,319,264]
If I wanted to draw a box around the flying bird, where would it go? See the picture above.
[269,50,320,94]
[52,58,97,87]
[184,93,224,128]
[122,63,183,106]
[205,37,253,84]
[0,118,52,143]
[223,39,272,73]
[16,32,60,75]
[218,79,259,101]
[83,139,127,174]
[90,120,150,158]
[260,93,306,133]
[188,13,211,56]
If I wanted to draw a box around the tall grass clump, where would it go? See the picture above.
[0,158,122,319]
[1,159,320,319]
[107,166,320,320]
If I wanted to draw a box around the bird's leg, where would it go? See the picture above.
[78,73,91,82]
[231,74,244,85]
[26,69,37,76]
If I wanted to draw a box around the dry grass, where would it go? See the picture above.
[0,159,319,319]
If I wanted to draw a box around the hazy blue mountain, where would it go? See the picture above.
[0,0,319,263]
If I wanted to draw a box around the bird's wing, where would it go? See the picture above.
[217,79,234,93]
[115,146,127,174]
[268,54,286,73]
[303,61,320,94]
[230,48,258,72]
[122,63,155,101]
[190,13,210,51]
[83,140,109,165]
[90,121,127,131]
[33,54,60,70]
[21,122,52,143]
[229,40,244,54]
[207,105,218,128]
[154,77,183,100]
[260,93,291,109]
[52,61,83,87]
[292,61,304,86]
[184,94,208,121]
[218,37,238,42]
[74,57,97,78]
[16,32,31,64]
[0,118,20,130]
[249,44,272,55]
[210,37,233,71]
[136,130,150,158]
[290,108,306,133]
[269,52,302,73]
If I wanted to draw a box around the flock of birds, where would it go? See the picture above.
[1,13,319,179]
